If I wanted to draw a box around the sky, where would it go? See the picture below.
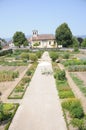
[0,0,86,38]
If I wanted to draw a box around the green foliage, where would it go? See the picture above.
[63,53,70,59]
[57,70,66,80]
[59,91,74,98]
[81,38,86,48]
[0,71,19,82]
[15,86,24,92]
[73,37,79,52]
[0,42,2,50]
[36,51,42,58]
[68,65,86,72]
[33,42,40,46]
[0,49,13,56]
[70,118,86,130]
[26,70,32,76]
[63,59,86,67]
[13,31,27,47]
[50,52,59,61]
[0,103,14,122]
[22,77,31,84]
[23,40,28,47]
[3,104,14,111]
[62,98,84,119]
[20,52,29,60]
[29,53,37,62]
[55,23,73,47]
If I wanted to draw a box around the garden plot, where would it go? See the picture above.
[0,66,27,102]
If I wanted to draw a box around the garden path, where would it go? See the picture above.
[9,51,67,130]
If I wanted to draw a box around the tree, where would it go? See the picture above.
[81,38,86,48]
[0,42,2,50]
[77,37,83,47]
[13,31,28,48]
[73,36,79,52]
[55,23,73,47]
[23,40,28,47]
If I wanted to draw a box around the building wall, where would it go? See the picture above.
[32,40,57,48]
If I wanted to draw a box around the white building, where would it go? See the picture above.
[28,30,57,48]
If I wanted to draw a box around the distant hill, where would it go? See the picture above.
[76,35,86,39]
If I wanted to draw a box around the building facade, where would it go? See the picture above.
[28,30,57,48]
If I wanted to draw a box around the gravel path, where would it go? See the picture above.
[9,52,67,130]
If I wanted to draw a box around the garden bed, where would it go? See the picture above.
[52,61,86,130]
[0,103,19,130]
[8,63,37,99]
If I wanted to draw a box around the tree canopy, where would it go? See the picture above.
[13,31,28,47]
[55,23,73,47]
[81,38,86,48]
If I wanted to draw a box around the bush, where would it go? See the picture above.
[50,52,59,62]
[22,77,31,84]
[62,98,84,119]
[36,51,42,58]
[20,52,29,60]
[70,118,86,130]
[26,70,32,76]
[29,53,37,62]
[57,70,66,80]
[63,53,70,59]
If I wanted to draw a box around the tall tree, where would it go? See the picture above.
[81,38,86,48]
[13,31,28,47]
[55,23,73,47]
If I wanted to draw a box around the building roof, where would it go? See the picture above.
[28,34,55,42]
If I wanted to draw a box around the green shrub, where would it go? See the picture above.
[63,53,70,59]
[22,77,31,84]
[57,70,66,80]
[29,53,37,62]
[70,118,86,130]
[20,52,29,60]
[50,52,59,62]
[26,70,32,76]
[62,98,84,119]
[59,91,74,99]
[36,51,42,58]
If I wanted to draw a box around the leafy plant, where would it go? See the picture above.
[70,118,86,130]
[62,98,84,119]
[57,70,66,80]
[29,53,37,62]
[50,52,59,62]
